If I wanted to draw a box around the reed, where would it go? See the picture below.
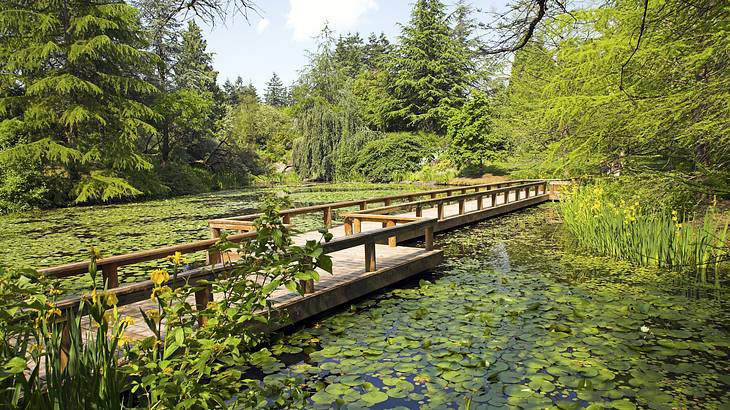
[558,184,728,284]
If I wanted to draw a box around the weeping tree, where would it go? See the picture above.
[0,0,158,208]
[291,28,364,181]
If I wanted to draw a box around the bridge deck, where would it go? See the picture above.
[115,188,547,340]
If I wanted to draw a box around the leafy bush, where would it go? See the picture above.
[353,132,442,182]
[0,197,333,407]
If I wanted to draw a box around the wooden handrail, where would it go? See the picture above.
[52,217,439,314]
[219,180,539,222]
[39,231,257,279]
[354,181,548,216]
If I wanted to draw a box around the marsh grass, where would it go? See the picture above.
[559,184,729,285]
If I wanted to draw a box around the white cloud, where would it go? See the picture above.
[287,0,378,41]
[255,18,270,34]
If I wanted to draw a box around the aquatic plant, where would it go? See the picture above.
[558,184,729,284]
[0,197,333,408]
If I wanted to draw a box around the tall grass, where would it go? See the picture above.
[558,184,728,285]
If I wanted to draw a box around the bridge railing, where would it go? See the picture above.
[208,179,544,236]
[39,215,438,317]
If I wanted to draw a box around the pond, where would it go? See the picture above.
[1,183,422,294]
[256,205,730,409]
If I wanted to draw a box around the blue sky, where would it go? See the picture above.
[200,0,506,92]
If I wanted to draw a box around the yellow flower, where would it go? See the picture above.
[105,292,119,306]
[44,308,61,320]
[145,309,161,323]
[150,285,172,300]
[49,287,63,296]
[89,288,99,304]
[121,316,136,327]
[166,251,187,266]
[150,269,170,286]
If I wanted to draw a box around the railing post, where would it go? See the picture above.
[299,279,314,294]
[424,226,434,251]
[195,284,213,326]
[516,188,521,201]
[431,193,437,199]
[283,214,291,224]
[354,218,362,234]
[344,217,353,236]
[437,202,444,220]
[446,191,452,197]
[102,264,119,289]
[477,195,483,210]
[323,207,332,228]
[365,241,376,272]
[360,201,367,210]
[458,198,465,215]
[207,227,222,265]
[386,220,397,247]
[384,199,392,206]
[416,205,422,217]
[491,192,497,207]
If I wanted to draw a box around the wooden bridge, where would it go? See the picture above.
[39,180,558,340]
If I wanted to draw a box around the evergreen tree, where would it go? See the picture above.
[389,0,471,133]
[334,33,366,76]
[363,33,393,70]
[0,0,157,205]
[264,72,288,107]
[447,91,508,171]
[176,20,217,92]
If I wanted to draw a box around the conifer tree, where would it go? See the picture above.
[0,0,158,204]
[264,72,288,107]
[389,0,471,133]
[176,20,217,92]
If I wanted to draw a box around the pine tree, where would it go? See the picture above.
[176,20,217,92]
[389,0,471,133]
[264,72,287,107]
[334,33,366,76]
[0,0,158,205]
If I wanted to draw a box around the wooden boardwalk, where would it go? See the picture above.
[41,180,555,342]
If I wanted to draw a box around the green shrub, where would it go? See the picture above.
[353,132,442,182]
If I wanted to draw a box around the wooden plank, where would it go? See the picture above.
[365,242,376,272]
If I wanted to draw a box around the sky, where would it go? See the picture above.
[200,0,507,92]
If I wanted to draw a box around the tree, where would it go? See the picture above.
[176,21,217,92]
[335,33,366,77]
[389,0,471,133]
[264,72,288,107]
[497,0,730,194]
[0,0,158,206]
[291,28,363,181]
[447,91,508,171]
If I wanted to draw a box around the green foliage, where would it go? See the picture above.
[388,0,472,133]
[0,0,158,205]
[559,183,729,284]
[497,0,730,197]
[264,72,288,107]
[447,91,508,172]
[291,29,363,181]
[229,100,298,165]
[353,132,442,182]
[0,197,333,408]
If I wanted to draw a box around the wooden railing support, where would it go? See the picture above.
[386,220,397,247]
[425,226,434,251]
[324,207,332,228]
[354,218,362,234]
[359,201,367,211]
[283,214,291,224]
[102,264,119,289]
[458,199,465,215]
[477,195,483,210]
[344,218,353,236]
[437,203,444,220]
[415,205,422,217]
[195,284,213,326]
[365,242,376,272]
[299,279,315,294]
[491,192,497,208]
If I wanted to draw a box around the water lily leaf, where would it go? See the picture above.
[361,390,389,405]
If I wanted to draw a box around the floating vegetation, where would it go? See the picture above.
[0,183,419,295]
[255,205,730,409]
[559,184,729,285]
